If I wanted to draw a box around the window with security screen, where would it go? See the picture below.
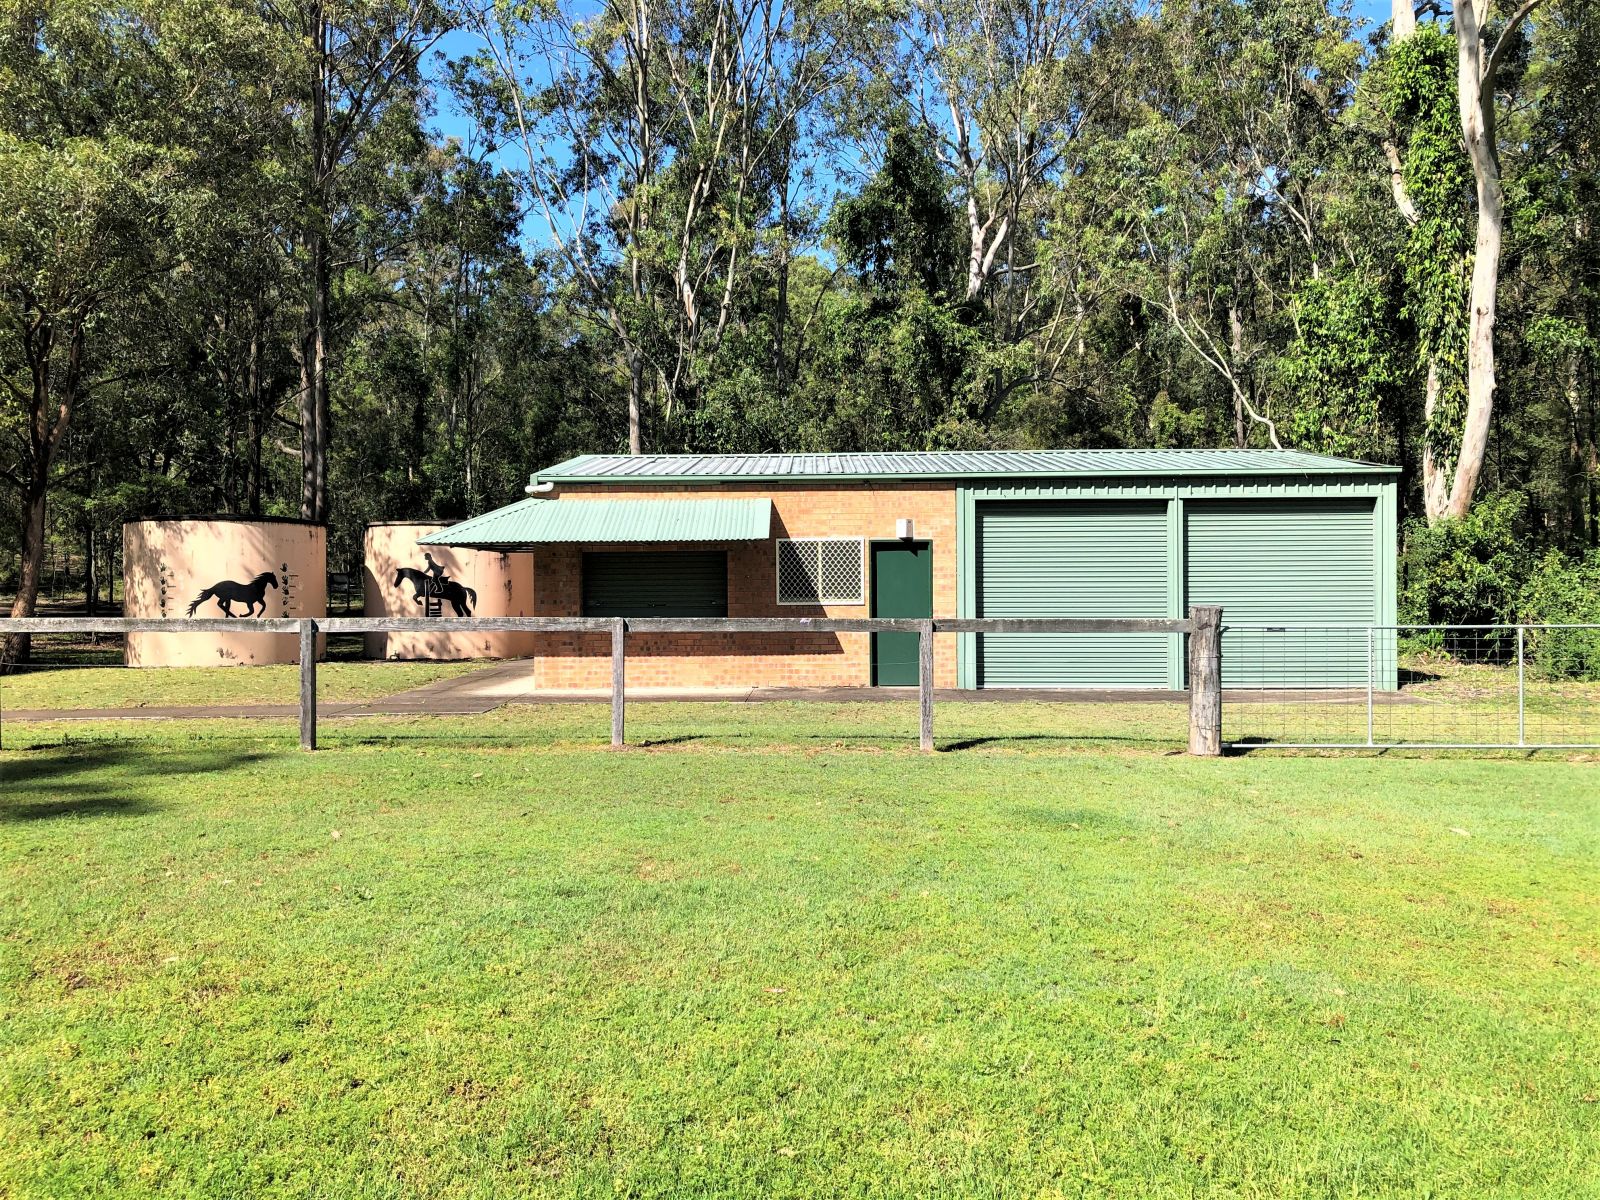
[776,538,865,605]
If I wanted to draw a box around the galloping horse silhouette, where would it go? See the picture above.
[187,570,279,617]
[394,567,476,617]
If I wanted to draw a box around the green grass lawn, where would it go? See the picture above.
[0,657,483,710]
[2,705,1596,1198]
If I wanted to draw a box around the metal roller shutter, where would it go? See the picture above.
[581,551,728,617]
[978,501,1172,687]
[1184,498,1376,686]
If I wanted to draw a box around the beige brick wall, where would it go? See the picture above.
[529,480,959,688]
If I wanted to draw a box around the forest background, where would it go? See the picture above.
[4,0,1598,645]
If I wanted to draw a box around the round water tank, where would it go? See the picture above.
[123,517,327,667]
[362,523,534,660]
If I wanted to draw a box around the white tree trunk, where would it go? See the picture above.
[1446,0,1514,521]
[1420,360,1452,520]
[1387,0,1456,524]
[1392,0,1416,41]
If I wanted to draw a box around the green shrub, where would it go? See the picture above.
[1519,550,1600,681]
[1399,492,1530,627]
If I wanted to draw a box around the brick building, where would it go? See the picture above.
[422,451,1398,690]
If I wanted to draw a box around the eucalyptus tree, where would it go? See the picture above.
[1087,0,1361,449]
[1496,0,1600,543]
[888,0,1110,305]
[1378,5,1468,518]
[1446,0,1551,519]
[462,0,873,453]
[0,0,269,660]
[264,0,448,521]
[167,87,302,518]
[1382,0,1553,522]
[805,121,989,449]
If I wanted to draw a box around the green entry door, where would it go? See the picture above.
[977,500,1172,687]
[871,542,933,686]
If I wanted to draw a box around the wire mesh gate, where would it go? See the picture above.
[1221,624,1600,749]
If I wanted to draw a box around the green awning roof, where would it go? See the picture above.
[418,498,773,547]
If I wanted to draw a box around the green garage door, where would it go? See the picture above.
[978,500,1172,687]
[582,551,728,617]
[1185,498,1376,686]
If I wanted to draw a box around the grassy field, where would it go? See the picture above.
[2,704,1597,1198]
[0,657,482,710]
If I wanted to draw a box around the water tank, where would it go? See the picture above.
[362,522,534,660]
[123,517,326,666]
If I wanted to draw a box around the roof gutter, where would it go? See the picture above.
[533,465,1402,486]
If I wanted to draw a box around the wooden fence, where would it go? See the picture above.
[0,607,1224,755]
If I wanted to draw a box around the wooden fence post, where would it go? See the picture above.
[919,619,935,752]
[1187,605,1222,756]
[611,618,626,748]
[299,618,317,752]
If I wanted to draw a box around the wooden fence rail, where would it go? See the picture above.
[0,610,1224,756]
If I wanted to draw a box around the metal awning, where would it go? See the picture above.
[417,498,773,548]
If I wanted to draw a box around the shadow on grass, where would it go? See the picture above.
[0,745,269,820]
[3,795,156,821]
[322,728,1177,754]
[631,732,936,748]
[1008,804,1124,828]
[332,730,935,750]
[937,734,1165,751]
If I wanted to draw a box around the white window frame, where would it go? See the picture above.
[775,537,866,605]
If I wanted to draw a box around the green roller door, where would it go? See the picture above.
[582,551,728,616]
[1185,498,1375,686]
[978,500,1171,687]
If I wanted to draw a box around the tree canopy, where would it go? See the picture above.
[3,0,1598,629]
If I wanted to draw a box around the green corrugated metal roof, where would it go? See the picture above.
[535,450,1397,484]
[417,498,772,547]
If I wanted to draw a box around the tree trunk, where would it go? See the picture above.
[299,221,332,524]
[103,526,115,612]
[1420,360,1452,520]
[85,522,98,617]
[3,477,48,668]
[1446,0,1509,521]
[221,376,239,513]
[299,0,332,524]
[1229,301,1247,448]
[1565,353,1599,546]
[1389,0,1453,525]
[4,312,81,668]
[773,143,791,402]
[1447,202,1500,518]
[1392,0,1415,41]
[247,324,264,515]
[627,349,644,455]
[965,203,1010,303]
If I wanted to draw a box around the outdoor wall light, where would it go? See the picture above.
[896,518,915,540]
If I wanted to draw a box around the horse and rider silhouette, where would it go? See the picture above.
[394,552,476,616]
[187,570,279,617]
[183,556,476,619]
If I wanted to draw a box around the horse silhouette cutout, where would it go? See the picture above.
[187,570,279,617]
[394,566,476,617]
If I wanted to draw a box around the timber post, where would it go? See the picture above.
[298,618,317,752]
[919,619,935,753]
[1187,605,1223,756]
[610,618,626,748]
